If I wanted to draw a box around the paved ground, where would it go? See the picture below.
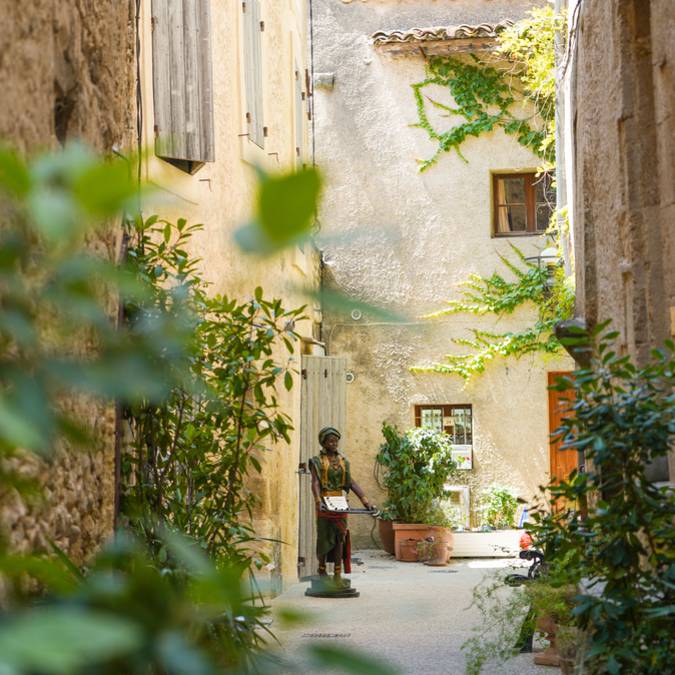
[269,550,551,675]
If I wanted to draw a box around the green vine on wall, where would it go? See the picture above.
[412,6,562,171]
[411,7,572,379]
[412,56,549,171]
[412,246,575,380]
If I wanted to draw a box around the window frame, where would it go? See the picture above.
[492,172,553,237]
[414,404,473,446]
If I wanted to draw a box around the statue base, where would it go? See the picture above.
[305,575,360,598]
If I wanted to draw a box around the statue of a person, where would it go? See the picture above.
[309,426,372,587]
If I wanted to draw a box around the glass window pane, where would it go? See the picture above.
[421,408,443,432]
[501,177,526,203]
[498,205,527,232]
[536,203,552,231]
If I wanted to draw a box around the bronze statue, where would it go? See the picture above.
[307,426,372,594]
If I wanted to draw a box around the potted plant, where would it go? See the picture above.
[476,483,518,529]
[526,581,576,667]
[376,507,396,556]
[376,424,457,561]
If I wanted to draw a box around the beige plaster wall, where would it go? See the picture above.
[313,0,572,546]
[0,1,136,564]
[139,0,317,590]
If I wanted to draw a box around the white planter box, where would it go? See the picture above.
[451,529,523,558]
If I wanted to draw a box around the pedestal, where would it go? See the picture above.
[305,575,360,598]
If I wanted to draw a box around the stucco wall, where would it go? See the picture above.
[0,1,135,563]
[139,0,317,590]
[314,0,572,546]
[569,0,675,363]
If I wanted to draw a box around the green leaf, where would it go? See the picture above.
[284,371,293,391]
[0,607,142,674]
[0,146,31,197]
[308,644,401,675]
[234,167,322,254]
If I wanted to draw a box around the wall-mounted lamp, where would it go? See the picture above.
[525,246,560,292]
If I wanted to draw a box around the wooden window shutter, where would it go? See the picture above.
[243,0,265,148]
[152,0,215,166]
[294,66,304,164]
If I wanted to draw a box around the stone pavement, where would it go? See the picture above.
[269,549,552,675]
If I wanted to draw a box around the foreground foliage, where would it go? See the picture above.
[0,144,398,674]
[462,328,675,674]
[123,214,303,573]
[532,330,675,673]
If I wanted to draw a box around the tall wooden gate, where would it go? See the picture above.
[298,356,346,579]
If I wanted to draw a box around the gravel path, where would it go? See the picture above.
[269,550,552,675]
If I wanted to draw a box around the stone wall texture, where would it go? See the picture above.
[0,1,136,562]
[313,0,573,547]
[570,0,674,362]
[568,0,674,481]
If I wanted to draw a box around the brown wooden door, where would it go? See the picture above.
[548,372,577,483]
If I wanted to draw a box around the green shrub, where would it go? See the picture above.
[477,484,518,529]
[376,424,457,524]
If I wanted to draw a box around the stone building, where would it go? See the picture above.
[559,0,675,481]
[0,0,136,562]
[1,1,319,591]
[137,0,319,590]
[312,0,573,547]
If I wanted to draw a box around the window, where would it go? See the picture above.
[243,0,265,148]
[492,172,554,236]
[415,404,473,470]
[151,0,215,170]
[415,404,472,444]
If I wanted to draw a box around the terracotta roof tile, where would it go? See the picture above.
[371,20,514,47]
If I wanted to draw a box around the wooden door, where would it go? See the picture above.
[298,356,346,579]
[548,371,577,483]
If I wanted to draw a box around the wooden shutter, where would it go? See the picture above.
[152,0,215,164]
[294,65,304,164]
[243,0,264,148]
[298,356,347,578]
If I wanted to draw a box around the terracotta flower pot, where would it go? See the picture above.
[534,615,560,667]
[424,541,449,566]
[398,538,419,562]
[392,523,431,561]
[378,518,396,556]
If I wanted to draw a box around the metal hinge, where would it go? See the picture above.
[324,368,328,378]
[263,126,269,137]
[242,2,246,12]
[260,20,265,32]
[151,16,157,32]
[298,556,306,567]
[301,368,307,379]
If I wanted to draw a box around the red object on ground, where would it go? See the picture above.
[519,531,533,550]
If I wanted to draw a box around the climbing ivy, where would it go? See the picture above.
[412,56,547,171]
[412,7,572,378]
[412,6,563,171]
[413,246,574,380]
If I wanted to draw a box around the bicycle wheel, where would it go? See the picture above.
[504,573,528,587]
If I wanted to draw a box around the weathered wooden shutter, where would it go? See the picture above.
[151,0,215,165]
[243,0,265,148]
[294,65,304,164]
[298,356,347,579]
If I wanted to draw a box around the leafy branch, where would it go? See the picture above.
[413,246,574,379]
